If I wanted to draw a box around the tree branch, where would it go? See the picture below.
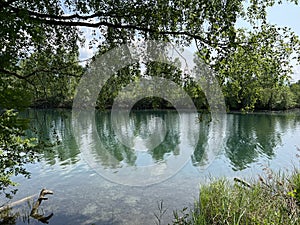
[8,5,227,47]
[0,0,19,9]
[0,68,27,79]
[9,5,106,20]
[0,58,89,80]
[27,15,217,46]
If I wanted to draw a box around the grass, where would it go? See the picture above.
[172,169,300,225]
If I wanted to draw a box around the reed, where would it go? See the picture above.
[173,169,300,225]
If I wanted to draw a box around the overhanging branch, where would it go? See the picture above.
[8,5,228,48]
[0,58,90,80]
[27,16,217,46]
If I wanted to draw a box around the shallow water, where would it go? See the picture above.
[2,109,300,224]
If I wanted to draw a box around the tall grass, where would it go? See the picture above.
[173,170,300,225]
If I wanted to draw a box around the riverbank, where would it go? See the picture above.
[29,99,300,113]
[173,169,300,225]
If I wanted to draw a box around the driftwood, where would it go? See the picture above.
[0,189,54,224]
[30,189,54,224]
[0,194,36,212]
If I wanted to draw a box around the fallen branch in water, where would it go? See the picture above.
[30,189,54,224]
[0,194,37,212]
[0,189,54,224]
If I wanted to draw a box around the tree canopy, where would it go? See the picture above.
[0,0,298,76]
[1,0,300,109]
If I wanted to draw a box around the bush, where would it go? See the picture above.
[0,110,38,198]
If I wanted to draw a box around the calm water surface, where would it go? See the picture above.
[2,109,300,225]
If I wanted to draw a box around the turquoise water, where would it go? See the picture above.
[1,109,300,224]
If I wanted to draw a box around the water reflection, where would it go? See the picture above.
[23,109,80,166]
[95,111,181,166]
[24,109,300,172]
[72,110,201,185]
[7,109,300,224]
[0,208,18,225]
[224,112,300,170]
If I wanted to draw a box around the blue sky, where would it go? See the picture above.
[233,2,300,81]
[267,2,300,81]
[250,2,300,81]
[267,2,299,35]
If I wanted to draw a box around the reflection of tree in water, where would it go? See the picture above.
[276,112,300,133]
[95,111,180,166]
[150,130,180,161]
[225,114,262,170]
[191,114,210,167]
[225,113,300,171]
[24,109,80,166]
[95,111,136,167]
[252,114,281,158]
[22,110,300,171]
[150,111,180,161]
[143,111,180,161]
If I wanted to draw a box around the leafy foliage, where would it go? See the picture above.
[0,110,38,198]
[1,0,300,111]
[290,81,300,107]
[216,24,300,111]
[20,50,83,108]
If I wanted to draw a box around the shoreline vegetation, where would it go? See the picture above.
[32,105,300,114]
[170,168,300,225]
[28,79,300,112]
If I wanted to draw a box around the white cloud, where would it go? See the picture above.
[291,65,300,82]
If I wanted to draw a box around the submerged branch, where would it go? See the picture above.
[0,194,36,212]
[0,189,54,224]
[30,189,54,224]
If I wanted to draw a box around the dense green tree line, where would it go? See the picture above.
[1,0,300,197]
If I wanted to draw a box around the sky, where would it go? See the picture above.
[233,1,300,81]
[266,2,300,81]
[267,2,299,36]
